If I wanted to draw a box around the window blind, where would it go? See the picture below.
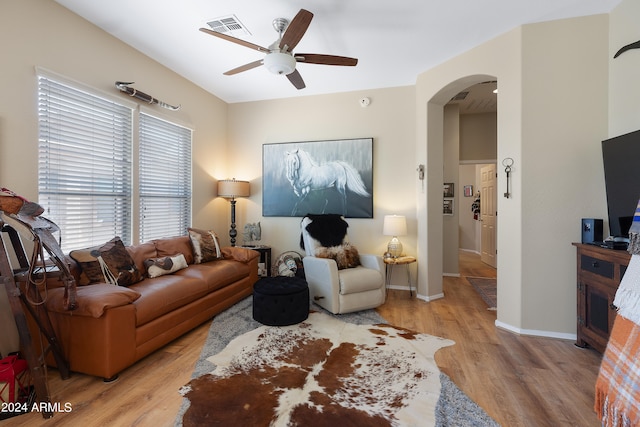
[139,113,192,242]
[38,75,133,252]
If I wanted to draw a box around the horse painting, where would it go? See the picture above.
[284,149,370,216]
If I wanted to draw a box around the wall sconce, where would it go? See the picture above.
[383,215,407,258]
[217,179,250,247]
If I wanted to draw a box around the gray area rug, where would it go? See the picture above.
[175,296,499,426]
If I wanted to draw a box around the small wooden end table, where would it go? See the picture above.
[384,256,416,296]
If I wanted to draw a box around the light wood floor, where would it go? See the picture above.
[7,251,602,426]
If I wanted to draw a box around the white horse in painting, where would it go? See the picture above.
[285,149,370,215]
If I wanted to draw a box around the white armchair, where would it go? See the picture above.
[300,214,385,314]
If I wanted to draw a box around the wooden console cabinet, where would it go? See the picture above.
[573,243,630,353]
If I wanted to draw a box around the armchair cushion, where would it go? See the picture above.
[338,266,384,295]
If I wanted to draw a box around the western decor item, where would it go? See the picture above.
[179,309,454,426]
[242,222,261,246]
[69,236,142,287]
[175,296,498,426]
[143,254,188,278]
[217,179,250,246]
[115,81,180,110]
[263,138,373,217]
[187,228,223,263]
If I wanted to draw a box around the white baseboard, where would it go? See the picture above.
[443,273,461,277]
[459,248,481,255]
[417,292,444,302]
[495,320,577,341]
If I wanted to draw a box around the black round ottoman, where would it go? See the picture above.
[253,276,309,326]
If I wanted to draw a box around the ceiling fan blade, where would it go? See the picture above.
[279,9,313,52]
[223,60,264,76]
[286,69,306,90]
[199,28,270,53]
[295,53,358,66]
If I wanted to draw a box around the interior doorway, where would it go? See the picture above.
[480,164,497,267]
[442,79,498,307]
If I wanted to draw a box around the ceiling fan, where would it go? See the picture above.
[199,9,358,90]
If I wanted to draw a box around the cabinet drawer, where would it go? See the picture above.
[581,255,614,279]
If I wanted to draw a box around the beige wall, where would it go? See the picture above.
[416,13,609,337]
[227,87,417,289]
[519,17,609,334]
[609,0,640,137]
[1,0,637,355]
[460,113,497,161]
[0,0,229,354]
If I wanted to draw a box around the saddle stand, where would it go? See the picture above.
[0,207,76,419]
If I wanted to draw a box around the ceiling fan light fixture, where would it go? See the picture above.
[263,52,296,75]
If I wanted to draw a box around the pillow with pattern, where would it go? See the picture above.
[188,228,223,263]
[144,253,188,278]
[70,237,143,286]
[314,242,361,270]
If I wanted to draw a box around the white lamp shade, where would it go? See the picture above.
[263,52,296,75]
[383,215,407,236]
[218,179,250,198]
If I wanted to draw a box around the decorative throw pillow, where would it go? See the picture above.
[188,228,223,264]
[143,253,188,278]
[314,242,361,270]
[69,237,143,286]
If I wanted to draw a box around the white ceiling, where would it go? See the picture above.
[54,0,621,104]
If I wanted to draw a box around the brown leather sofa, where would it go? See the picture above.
[41,235,259,380]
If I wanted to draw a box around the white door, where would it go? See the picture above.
[480,164,497,267]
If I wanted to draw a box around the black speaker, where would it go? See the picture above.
[582,218,603,243]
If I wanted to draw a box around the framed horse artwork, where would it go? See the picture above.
[262,138,373,218]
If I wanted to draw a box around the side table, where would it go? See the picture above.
[241,245,271,277]
[384,256,416,296]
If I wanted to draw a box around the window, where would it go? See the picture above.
[139,113,192,242]
[37,71,192,252]
[38,75,133,252]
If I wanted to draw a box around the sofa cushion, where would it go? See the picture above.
[153,236,194,265]
[188,228,223,263]
[70,237,143,287]
[130,275,210,326]
[46,284,141,318]
[175,260,250,292]
[126,241,157,277]
[144,254,188,278]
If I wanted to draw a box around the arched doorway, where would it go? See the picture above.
[444,80,498,274]
[415,74,500,309]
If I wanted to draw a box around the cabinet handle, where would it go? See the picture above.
[610,303,617,311]
[592,261,599,268]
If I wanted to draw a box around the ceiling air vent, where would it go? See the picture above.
[206,15,251,36]
[450,91,469,102]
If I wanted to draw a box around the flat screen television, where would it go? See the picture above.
[602,129,640,238]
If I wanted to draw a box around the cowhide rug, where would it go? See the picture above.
[179,311,454,426]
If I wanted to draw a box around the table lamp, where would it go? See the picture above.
[383,215,407,258]
[217,179,250,247]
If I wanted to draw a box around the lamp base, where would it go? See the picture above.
[387,237,403,258]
